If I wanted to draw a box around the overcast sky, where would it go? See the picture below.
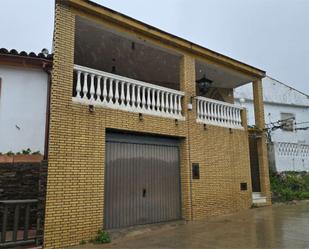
[0,0,308,94]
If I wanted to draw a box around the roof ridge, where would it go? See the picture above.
[266,75,309,98]
[0,48,53,60]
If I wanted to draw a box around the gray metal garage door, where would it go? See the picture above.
[104,132,181,229]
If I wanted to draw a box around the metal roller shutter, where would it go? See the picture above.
[104,132,181,229]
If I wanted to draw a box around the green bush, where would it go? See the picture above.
[93,229,111,244]
[22,148,31,155]
[270,171,309,202]
[299,191,309,199]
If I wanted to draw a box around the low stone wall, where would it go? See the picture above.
[0,161,48,242]
[0,161,46,199]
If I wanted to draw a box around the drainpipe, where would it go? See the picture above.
[42,61,52,161]
[186,99,194,221]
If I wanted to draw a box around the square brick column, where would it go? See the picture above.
[252,79,271,203]
[179,54,196,220]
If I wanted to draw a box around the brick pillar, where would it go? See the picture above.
[44,1,78,248]
[179,54,196,220]
[241,108,248,131]
[252,79,271,203]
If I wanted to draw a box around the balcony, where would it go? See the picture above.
[72,65,185,120]
[196,96,244,129]
[73,18,249,127]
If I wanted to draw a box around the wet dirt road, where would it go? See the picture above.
[72,201,309,249]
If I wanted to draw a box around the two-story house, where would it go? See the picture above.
[42,1,271,248]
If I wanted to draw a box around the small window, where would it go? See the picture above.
[240,182,247,191]
[192,163,200,179]
[280,113,295,131]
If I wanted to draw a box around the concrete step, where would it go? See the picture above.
[252,192,262,198]
[252,192,267,204]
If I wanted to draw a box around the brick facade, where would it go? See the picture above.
[43,1,270,248]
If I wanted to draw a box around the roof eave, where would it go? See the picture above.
[0,54,52,69]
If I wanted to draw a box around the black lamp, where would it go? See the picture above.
[196,74,213,95]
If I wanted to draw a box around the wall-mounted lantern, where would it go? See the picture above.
[196,74,213,95]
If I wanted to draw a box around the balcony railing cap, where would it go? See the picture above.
[195,96,243,109]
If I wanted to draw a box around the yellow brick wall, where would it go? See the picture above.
[189,125,252,219]
[44,1,262,248]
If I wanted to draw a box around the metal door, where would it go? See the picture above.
[104,132,181,229]
[249,135,261,192]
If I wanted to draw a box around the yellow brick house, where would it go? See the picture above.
[44,0,271,248]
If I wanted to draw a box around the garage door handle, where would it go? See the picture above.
[142,188,146,197]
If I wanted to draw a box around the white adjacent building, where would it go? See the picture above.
[0,49,52,156]
[235,76,309,172]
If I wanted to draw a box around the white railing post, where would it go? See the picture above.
[120,81,125,107]
[136,85,141,110]
[161,92,165,113]
[210,102,214,122]
[156,90,161,113]
[96,76,102,103]
[202,100,206,120]
[108,79,114,105]
[102,77,107,104]
[76,70,82,99]
[82,72,88,101]
[197,99,201,119]
[114,80,119,106]
[152,89,156,112]
[126,83,131,109]
[90,74,95,102]
[170,94,174,115]
[131,84,136,110]
[165,93,170,114]
[141,86,146,110]
[178,95,182,116]
[147,88,151,110]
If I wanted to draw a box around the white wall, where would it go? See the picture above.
[236,100,309,144]
[0,65,48,154]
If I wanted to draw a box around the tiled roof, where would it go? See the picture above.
[0,48,53,60]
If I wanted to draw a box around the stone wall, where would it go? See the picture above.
[0,162,46,200]
[0,161,47,241]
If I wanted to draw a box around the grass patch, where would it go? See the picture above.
[91,229,111,244]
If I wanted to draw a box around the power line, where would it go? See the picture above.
[265,117,295,126]
[295,126,309,131]
[266,118,309,129]
[294,121,309,125]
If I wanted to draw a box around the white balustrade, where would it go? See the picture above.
[196,96,244,129]
[276,142,309,158]
[73,65,185,120]
[270,142,309,172]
